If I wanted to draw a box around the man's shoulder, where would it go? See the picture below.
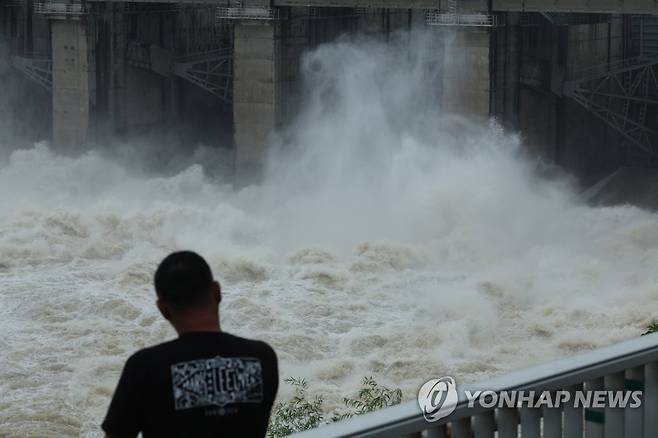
[126,338,180,364]
[127,333,276,362]
[222,332,277,359]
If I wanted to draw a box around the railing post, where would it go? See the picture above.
[543,397,562,438]
[604,372,625,437]
[645,362,658,438]
[425,424,448,438]
[496,408,519,438]
[452,417,473,438]
[564,384,583,438]
[585,378,605,438]
[625,366,644,438]
[473,410,495,438]
[519,408,541,438]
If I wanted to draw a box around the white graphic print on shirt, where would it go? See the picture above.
[171,356,263,410]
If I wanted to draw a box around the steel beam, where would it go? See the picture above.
[81,0,658,13]
[563,56,658,155]
[10,56,53,91]
[174,50,232,103]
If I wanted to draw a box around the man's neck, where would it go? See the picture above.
[173,312,221,335]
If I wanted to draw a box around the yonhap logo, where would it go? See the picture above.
[417,376,643,423]
[418,377,458,422]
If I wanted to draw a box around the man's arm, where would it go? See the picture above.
[101,354,143,438]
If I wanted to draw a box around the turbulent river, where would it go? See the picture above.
[1,33,658,437]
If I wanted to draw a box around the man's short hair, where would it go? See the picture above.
[154,251,213,308]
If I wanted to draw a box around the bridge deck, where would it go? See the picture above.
[84,0,658,14]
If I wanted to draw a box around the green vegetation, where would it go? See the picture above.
[331,376,403,422]
[268,376,403,437]
[642,322,658,336]
[268,378,325,438]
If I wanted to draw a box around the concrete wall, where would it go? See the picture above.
[6,2,651,185]
[275,7,309,127]
[442,29,491,119]
[518,19,560,160]
[83,0,655,14]
[559,18,626,180]
[0,5,51,146]
[491,13,521,130]
[232,7,420,183]
[51,18,94,149]
[233,22,276,182]
[518,16,630,182]
[0,7,10,72]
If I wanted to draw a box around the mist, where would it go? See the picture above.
[1,29,658,436]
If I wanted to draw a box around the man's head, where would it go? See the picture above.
[154,251,221,331]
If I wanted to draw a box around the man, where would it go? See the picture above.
[102,251,279,438]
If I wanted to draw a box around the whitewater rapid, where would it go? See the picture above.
[2,33,658,436]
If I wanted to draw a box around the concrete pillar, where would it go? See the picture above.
[51,18,94,149]
[442,29,491,119]
[0,10,9,73]
[233,22,277,184]
[106,5,127,134]
[492,14,521,130]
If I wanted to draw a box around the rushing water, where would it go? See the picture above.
[1,33,658,437]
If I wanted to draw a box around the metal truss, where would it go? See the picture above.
[563,56,658,155]
[10,56,53,91]
[520,12,610,28]
[34,1,86,16]
[174,49,232,104]
[125,40,232,104]
[540,12,611,26]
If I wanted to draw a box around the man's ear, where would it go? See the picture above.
[156,299,172,321]
[212,280,221,304]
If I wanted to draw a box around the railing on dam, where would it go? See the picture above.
[216,7,277,21]
[33,1,85,16]
[290,333,658,437]
[425,11,505,27]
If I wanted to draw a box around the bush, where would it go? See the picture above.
[268,376,403,437]
[268,378,324,438]
[642,322,658,336]
[332,376,403,421]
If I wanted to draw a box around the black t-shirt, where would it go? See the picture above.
[102,332,278,438]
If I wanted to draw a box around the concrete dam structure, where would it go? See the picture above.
[1,0,658,183]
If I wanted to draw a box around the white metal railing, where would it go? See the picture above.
[447,0,457,14]
[33,1,86,16]
[215,7,277,21]
[291,333,658,437]
[307,7,371,20]
[425,10,505,27]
